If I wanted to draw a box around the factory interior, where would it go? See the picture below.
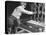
[5,1,45,34]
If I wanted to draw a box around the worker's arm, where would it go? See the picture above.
[22,9,34,14]
[20,7,36,15]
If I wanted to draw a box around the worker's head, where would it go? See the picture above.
[20,2,26,8]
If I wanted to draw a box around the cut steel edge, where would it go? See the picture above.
[27,20,45,27]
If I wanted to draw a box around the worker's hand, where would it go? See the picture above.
[33,12,37,14]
